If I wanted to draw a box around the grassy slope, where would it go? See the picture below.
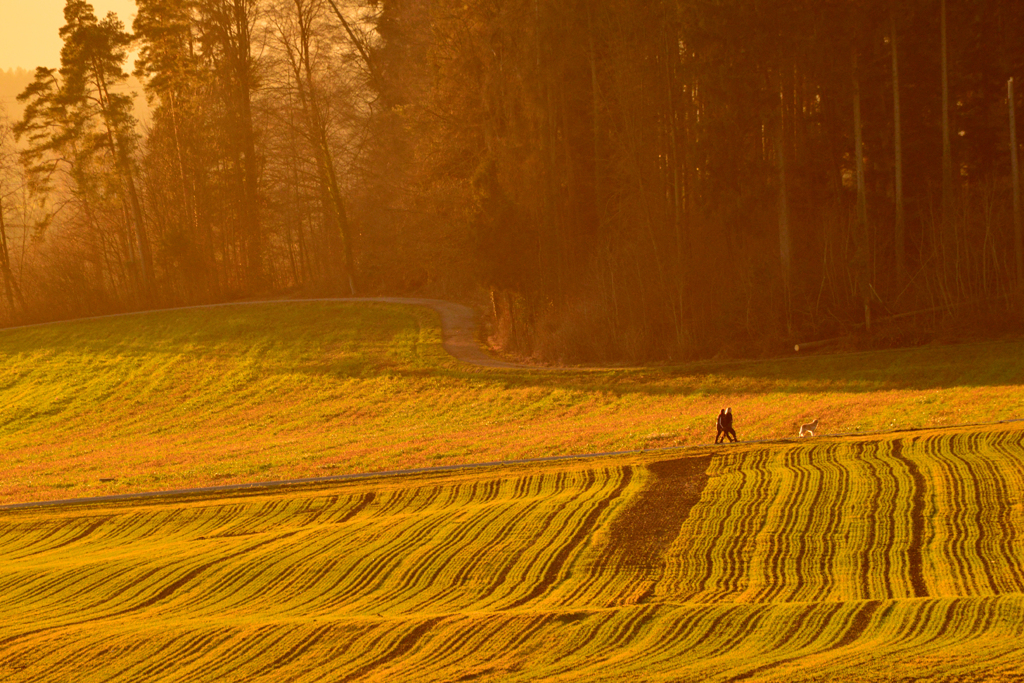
[1,301,1023,504]
[0,425,1021,681]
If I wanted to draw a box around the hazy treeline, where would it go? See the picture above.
[2,0,1024,360]
[1,0,366,319]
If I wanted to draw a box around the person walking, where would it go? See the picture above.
[722,407,737,443]
[715,408,727,443]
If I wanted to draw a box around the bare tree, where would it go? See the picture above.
[271,0,357,293]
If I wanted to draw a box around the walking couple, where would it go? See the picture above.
[715,408,737,444]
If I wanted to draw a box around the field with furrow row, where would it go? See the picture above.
[1,423,1022,680]
[3,301,1024,505]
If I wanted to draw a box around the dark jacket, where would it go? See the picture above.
[721,411,733,430]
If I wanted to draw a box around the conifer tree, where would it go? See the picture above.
[60,0,154,298]
[17,1,153,302]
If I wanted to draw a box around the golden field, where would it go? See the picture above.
[1,301,1022,680]
[0,301,1022,504]
[1,424,1022,680]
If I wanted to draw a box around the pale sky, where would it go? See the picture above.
[0,0,138,71]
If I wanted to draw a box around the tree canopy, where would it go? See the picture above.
[3,0,1023,360]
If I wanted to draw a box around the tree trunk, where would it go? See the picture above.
[892,9,906,287]
[0,194,25,317]
[91,68,155,302]
[224,0,263,291]
[941,0,954,260]
[776,114,791,326]
[853,50,871,333]
[290,0,356,294]
[1010,78,1024,293]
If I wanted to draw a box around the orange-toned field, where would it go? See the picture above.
[1,424,1021,681]
[0,301,1022,504]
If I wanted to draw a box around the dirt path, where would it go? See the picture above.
[334,297,526,369]
[6,421,1021,512]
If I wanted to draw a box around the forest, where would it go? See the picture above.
[1,0,1023,361]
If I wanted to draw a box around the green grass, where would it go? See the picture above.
[1,302,1022,679]
[0,300,1023,504]
[0,425,1021,680]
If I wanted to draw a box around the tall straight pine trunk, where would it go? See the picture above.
[940,0,954,268]
[0,195,23,316]
[776,108,791,328]
[892,10,905,287]
[853,50,871,333]
[1010,78,1024,293]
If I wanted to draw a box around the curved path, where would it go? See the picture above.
[336,297,526,368]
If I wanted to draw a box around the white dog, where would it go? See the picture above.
[799,419,819,437]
